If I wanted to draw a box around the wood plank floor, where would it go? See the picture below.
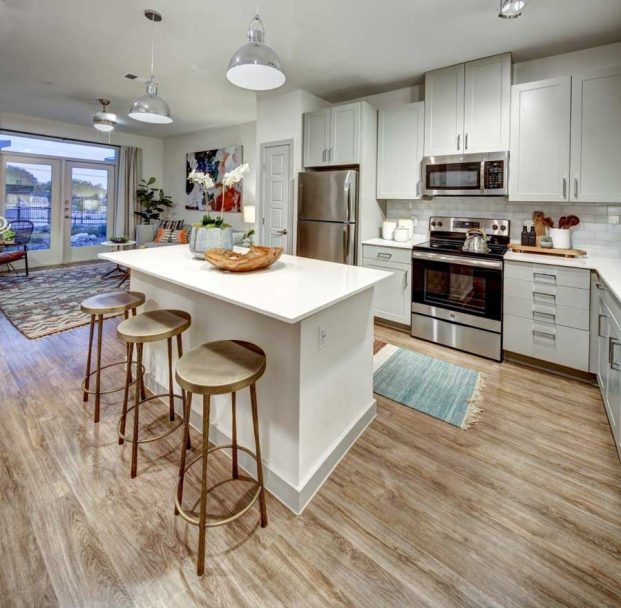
[1,311,620,608]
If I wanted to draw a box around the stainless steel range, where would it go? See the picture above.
[411,217,510,361]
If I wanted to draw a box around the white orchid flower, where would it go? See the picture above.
[223,163,250,187]
[188,170,215,190]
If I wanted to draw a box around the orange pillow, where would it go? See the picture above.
[153,227,188,244]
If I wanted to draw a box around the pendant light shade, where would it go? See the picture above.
[129,82,173,124]
[129,9,173,124]
[498,0,528,19]
[226,14,286,91]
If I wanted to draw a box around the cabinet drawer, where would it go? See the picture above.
[504,314,590,371]
[504,277,590,311]
[504,261,590,290]
[362,245,412,265]
[504,295,589,330]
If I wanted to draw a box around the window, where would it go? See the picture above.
[0,132,117,163]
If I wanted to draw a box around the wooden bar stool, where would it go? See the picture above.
[174,340,268,576]
[80,291,146,423]
[116,309,192,478]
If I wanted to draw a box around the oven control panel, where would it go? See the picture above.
[429,217,510,236]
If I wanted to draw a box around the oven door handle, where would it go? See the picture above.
[411,250,503,270]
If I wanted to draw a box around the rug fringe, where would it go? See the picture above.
[461,372,487,430]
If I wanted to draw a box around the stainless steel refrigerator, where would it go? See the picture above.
[297,169,358,265]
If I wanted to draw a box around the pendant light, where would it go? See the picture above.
[93,99,117,132]
[498,0,528,19]
[129,9,173,124]
[226,1,286,91]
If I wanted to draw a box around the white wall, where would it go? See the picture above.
[162,121,256,232]
[256,90,329,248]
[346,85,423,110]
[0,112,164,182]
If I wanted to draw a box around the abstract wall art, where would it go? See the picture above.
[185,145,243,212]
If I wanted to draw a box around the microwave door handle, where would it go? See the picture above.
[480,161,485,193]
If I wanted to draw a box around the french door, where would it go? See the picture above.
[0,155,115,267]
[63,162,115,263]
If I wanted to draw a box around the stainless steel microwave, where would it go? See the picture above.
[422,152,508,196]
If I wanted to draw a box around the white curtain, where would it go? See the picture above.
[113,146,142,238]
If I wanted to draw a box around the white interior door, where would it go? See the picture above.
[0,155,62,267]
[63,161,115,263]
[262,142,293,253]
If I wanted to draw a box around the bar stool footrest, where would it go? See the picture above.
[118,393,186,444]
[81,360,145,396]
[175,444,262,528]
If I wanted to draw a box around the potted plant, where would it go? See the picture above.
[2,228,16,244]
[187,168,240,258]
[135,177,174,244]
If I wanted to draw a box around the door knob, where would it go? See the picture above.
[276,229,288,235]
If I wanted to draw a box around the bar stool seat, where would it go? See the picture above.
[117,309,192,343]
[116,309,192,478]
[175,340,266,395]
[80,290,146,423]
[174,340,268,576]
[81,290,145,316]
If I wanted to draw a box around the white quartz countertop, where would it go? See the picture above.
[362,235,428,250]
[99,245,391,324]
[504,250,621,303]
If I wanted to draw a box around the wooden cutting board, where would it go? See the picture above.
[508,244,587,258]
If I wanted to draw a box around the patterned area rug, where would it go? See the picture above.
[373,340,485,429]
[0,263,128,339]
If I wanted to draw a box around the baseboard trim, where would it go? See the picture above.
[143,373,377,514]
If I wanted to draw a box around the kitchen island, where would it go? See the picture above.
[99,245,390,513]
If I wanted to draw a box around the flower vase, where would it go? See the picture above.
[189,226,234,258]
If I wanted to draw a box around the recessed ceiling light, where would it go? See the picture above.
[499,0,528,19]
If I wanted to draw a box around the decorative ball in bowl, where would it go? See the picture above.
[204,246,283,272]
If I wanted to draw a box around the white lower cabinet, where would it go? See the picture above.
[593,277,621,458]
[503,261,590,371]
[362,245,411,326]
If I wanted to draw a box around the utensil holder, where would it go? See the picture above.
[549,228,571,249]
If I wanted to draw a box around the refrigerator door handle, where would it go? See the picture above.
[343,225,350,265]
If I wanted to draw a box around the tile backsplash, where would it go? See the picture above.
[386,197,621,258]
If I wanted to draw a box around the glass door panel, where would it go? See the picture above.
[1,156,62,266]
[63,162,114,263]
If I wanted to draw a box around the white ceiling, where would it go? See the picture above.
[1,0,620,138]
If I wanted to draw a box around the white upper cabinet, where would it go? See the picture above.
[509,77,571,202]
[424,54,511,157]
[424,64,465,156]
[570,66,621,203]
[463,54,511,153]
[303,109,331,167]
[303,103,361,167]
[330,103,361,165]
[377,102,425,199]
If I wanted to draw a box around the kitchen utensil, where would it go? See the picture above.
[566,215,580,229]
[382,220,397,240]
[543,217,554,229]
[559,216,567,229]
[204,246,283,272]
[532,211,546,238]
[462,229,490,254]
[549,227,571,249]
[393,227,410,242]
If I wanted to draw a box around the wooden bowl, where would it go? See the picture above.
[204,246,283,272]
